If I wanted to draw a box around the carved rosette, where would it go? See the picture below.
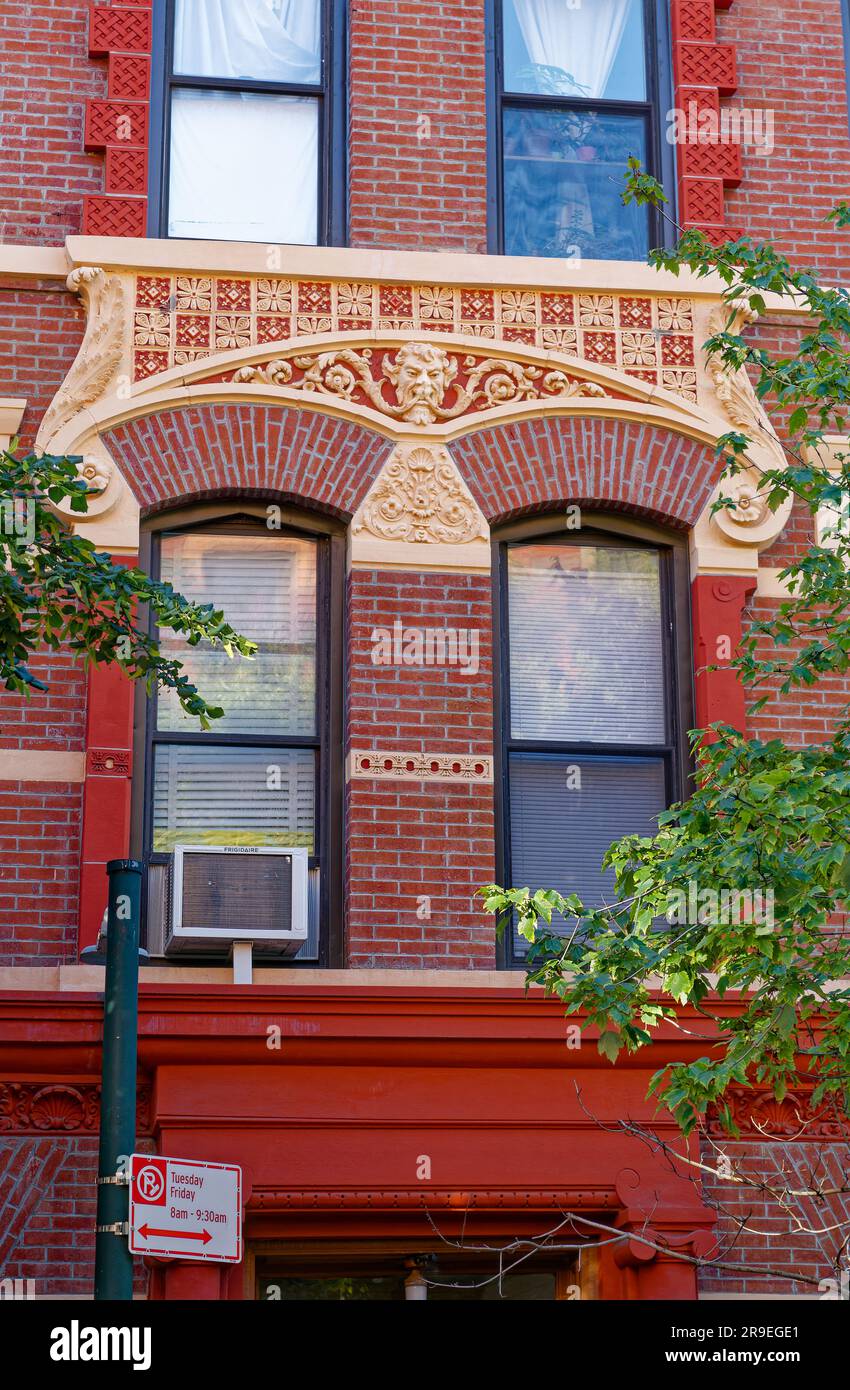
[233,340,608,426]
[354,444,487,546]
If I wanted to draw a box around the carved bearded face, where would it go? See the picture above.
[386,343,456,421]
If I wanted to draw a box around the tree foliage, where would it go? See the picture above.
[482,172,850,1134]
[0,449,255,727]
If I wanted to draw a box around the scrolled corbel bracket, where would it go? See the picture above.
[36,266,133,534]
[692,299,793,572]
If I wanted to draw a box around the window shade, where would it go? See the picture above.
[508,543,665,743]
[168,90,319,244]
[158,532,317,736]
[152,744,315,853]
[509,752,667,945]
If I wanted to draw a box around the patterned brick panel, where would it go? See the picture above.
[346,569,496,968]
[102,403,390,516]
[449,415,721,529]
[0,1136,149,1296]
[0,2,106,243]
[83,1,153,235]
[670,0,741,237]
[699,1136,850,1297]
[105,143,148,196]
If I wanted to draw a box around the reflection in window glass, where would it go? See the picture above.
[502,0,646,101]
[173,0,322,84]
[503,108,649,261]
[152,745,315,853]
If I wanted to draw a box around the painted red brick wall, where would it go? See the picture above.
[0,2,105,244]
[347,0,488,252]
[0,784,83,964]
[346,568,495,967]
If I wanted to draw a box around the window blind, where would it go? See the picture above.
[508,543,665,743]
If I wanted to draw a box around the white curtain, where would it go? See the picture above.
[174,0,321,83]
[511,0,632,99]
[169,0,321,243]
[168,90,318,243]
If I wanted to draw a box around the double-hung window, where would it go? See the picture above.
[138,509,343,964]
[496,519,691,967]
[492,0,672,260]
[154,0,345,244]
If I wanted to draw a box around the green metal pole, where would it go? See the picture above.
[94,858,142,1301]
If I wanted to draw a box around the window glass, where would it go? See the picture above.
[502,0,646,101]
[152,744,315,852]
[168,91,319,243]
[173,0,322,84]
[157,532,317,736]
[509,752,667,918]
[507,543,665,743]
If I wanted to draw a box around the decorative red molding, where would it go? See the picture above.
[0,1082,152,1135]
[690,574,757,734]
[670,0,741,240]
[84,2,153,237]
[706,1087,850,1140]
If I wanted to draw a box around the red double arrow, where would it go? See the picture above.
[138,1224,212,1245]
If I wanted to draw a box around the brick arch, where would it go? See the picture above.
[450,415,721,530]
[102,403,390,519]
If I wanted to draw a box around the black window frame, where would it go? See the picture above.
[485,0,677,258]
[148,0,348,246]
[493,511,693,970]
[132,502,345,968]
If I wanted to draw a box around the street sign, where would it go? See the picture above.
[128,1154,242,1263]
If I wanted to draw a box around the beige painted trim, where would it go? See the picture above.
[0,244,69,280]
[350,550,491,573]
[0,749,86,783]
[63,236,806,315]
[0,397,27,450]
[347,749,494,784]
[756,566,797,598]
[0,965,528,992]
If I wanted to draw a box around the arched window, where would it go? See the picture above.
[494,513,692,967]
[133,503,344,965]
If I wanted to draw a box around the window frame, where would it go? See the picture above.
[492,511,693,970]
[132,501,346,967]
[485,0,677,258]
[148,0,348,246]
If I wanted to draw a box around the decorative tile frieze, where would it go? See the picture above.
[349,751,494,784]
[130,274,698,400]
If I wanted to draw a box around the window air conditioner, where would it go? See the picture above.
[164,845,309,958]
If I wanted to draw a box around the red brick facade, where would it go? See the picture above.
[1,0,849,1306]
